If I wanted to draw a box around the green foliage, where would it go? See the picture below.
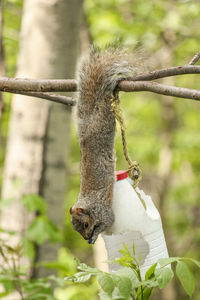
[154,268,174,289]
[65,243,200,300]
[27,215,62,245]
[0,237,64,299]
[176,261,194,298]
[22,194,47,214]
[20,194,63,261]
[3,0,23,77]
[0,198,98,300]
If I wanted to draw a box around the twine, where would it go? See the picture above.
[111,93,142,188]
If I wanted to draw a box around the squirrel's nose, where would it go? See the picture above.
[88,235,97,244]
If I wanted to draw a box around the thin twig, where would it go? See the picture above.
[118,81,200,101]
[128,65,200,81]
[188,51,200,65]
[4,89,76,106]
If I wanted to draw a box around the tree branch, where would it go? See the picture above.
[0,77,77,92]
[0,53,200,105]
[128,65,200,81]
[4,89,76,106]
[0,65,200,94]
[188,51,200,65]
[118,81,200,101]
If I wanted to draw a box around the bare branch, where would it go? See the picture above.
[188,51,200,65]
[0,55,200,106]
[128,65,200,81]
[1,77,200,104]
[0,77,77,92]
[0,65,200,94]
[118,81,200,101]
[4,89,76,106]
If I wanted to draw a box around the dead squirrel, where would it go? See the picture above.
[70,46,141,244]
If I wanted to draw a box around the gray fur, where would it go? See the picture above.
[70,47,141,244]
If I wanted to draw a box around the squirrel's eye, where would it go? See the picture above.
[84,222,89,229]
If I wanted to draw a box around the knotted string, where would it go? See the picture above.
[111,93,142,188]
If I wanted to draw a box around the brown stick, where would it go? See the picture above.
[128,65,200,81]
[0,65,200,93]
[4,89,76,106]
[188,51,200,65]
[2,79,200,105]
[0,77,77,92]
[0,52,200,105]
[118,81,200,101]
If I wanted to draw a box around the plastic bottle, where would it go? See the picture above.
[102,170,169,279]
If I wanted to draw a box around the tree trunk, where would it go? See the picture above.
[0,0,83,283]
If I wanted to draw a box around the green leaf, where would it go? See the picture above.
[137,287,153,300]
[77,263,100,274]
[64,271,92,283]
[176,261,195,298]
[23,238,35,261]
[117,276,132,298]
[74,272,92,283]
[21,194,46,214]
[145,263,157,280]
[64,275,75,282]
[122,243,131,256]
[27,216,62,244]
[158,257,179,267]
[118,249,129,256]
[114,255,135,267]
[155,267,174,289]
[99,292,112,300]
[143,287,153,300]
[98,273,114,296]
[182,257,200,269]
[116,267,138,284]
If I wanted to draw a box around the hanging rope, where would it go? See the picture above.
[111,93,142,188]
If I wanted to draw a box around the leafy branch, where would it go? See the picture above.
[0,51,199,105]
[0,194,65,299]
[64,243,200,300]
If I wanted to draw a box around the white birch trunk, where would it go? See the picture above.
[0,0,83,286]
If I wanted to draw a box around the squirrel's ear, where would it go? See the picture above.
[69,207,74,215]
[75,207,85,215]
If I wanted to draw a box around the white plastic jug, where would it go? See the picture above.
[102,170,169,279]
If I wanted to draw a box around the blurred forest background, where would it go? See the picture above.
[0,0,200,299]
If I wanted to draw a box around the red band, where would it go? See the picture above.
[116,170,128,181]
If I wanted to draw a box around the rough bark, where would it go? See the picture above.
[0,0,83,285]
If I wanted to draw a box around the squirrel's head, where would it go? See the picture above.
[70,207,98,244]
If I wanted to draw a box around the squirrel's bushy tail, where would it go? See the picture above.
[77,46,141,102]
